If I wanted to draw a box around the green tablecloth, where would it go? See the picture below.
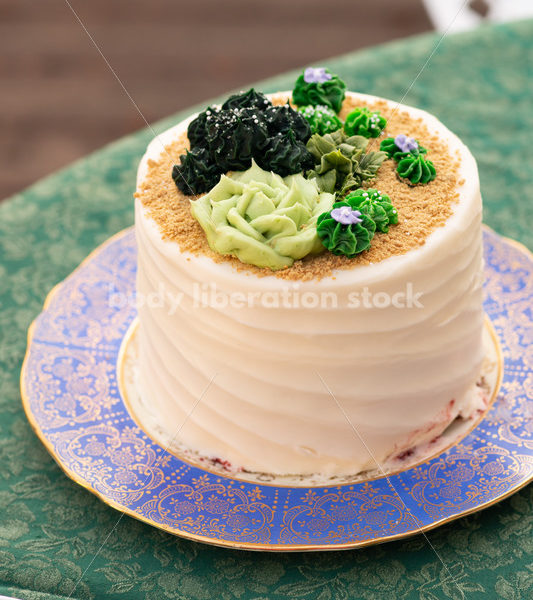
[1,19,532,600]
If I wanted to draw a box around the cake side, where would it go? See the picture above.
[133,90,485,477]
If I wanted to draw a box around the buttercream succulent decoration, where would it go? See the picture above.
[306,130,387,194]
[380,134,427,161]
[298,105,343,135]
[344,107,387,138]
[173,89,313,195]
[190,160,335,270]
[317,198,377,257]
[317,187,399,257]
[172,148,220,195]
[264,104,312,141]
[344,188,398,233]
[380,133,436,185]
[397,153,436,184]
[187,105,218,150]
[221,88,271,111]
[260,129,314,177]
[292,67,347,113]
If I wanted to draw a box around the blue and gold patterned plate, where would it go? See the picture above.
[21,226,532,551]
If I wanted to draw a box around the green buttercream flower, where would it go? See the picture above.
[298,105,343,135]
[344,107,387,138]
[380,136,427,161]
[317,198,376,257]
[344,188,398,233]
[397,154,436,184]
[306,130,387,194]
[190,160,335,270]
[293,69,347,113]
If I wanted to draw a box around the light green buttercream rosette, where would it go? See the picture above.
[190,160,335,270]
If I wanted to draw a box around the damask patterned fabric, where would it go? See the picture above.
[0,19,532,600]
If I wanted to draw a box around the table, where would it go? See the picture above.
[1,19,532,600]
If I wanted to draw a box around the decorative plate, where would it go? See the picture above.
[21,226,532,551]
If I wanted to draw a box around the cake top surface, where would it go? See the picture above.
[135,83,465,281]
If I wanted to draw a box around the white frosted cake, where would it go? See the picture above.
[133,71,485,479]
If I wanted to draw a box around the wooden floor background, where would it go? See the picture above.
[0,0,432,201]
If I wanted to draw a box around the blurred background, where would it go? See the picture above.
[1,0,532,201]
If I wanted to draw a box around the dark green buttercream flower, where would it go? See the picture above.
[397,154,436,184]
[344,188,398,233]
[257,130,314,178]
[264,104,311,142]
[292,69,346,113]
[172,148,222,195]
[221,88,271,111]
[176,90,314,194]
[205,107,269,172]
[187,106,218,150]
[317,198,376,257]
[344,107,387,138]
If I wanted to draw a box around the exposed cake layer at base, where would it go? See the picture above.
[121,320,500,485]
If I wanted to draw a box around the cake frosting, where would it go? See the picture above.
[133,90,485,478]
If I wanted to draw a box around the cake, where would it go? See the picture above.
[133,68,485,480]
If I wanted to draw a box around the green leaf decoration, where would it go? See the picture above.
[317,203,376,257]
[397,154,436,184]
[306,130,386,194]
[306,129,368,161]
[172,148,223,195]
[345,188,398,233]
[380,136,427,161]
[307,149,353,194]
[351,152,388,188]
[344,107,387,138]
[257,130,315,178]
[292,70,347,113]
[298,105,343,135]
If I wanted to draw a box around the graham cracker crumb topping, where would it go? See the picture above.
[135,94,462,281]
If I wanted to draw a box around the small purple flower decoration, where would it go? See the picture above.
[330,206,363,226]
[304,67,332,84]
[395,134,418,154]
